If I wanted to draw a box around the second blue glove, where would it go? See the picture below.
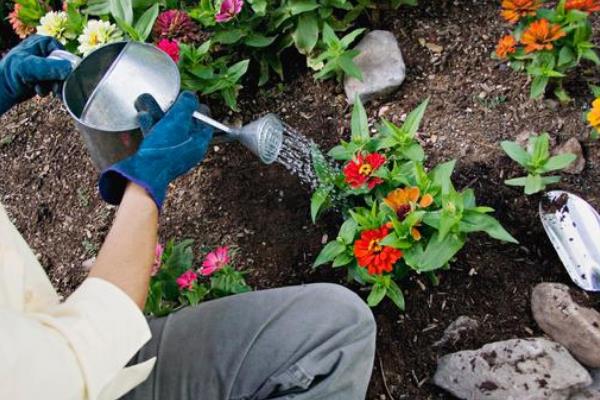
[99,91,213,209]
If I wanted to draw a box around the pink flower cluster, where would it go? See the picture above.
[216,0,243,23]
[175,246,230,291]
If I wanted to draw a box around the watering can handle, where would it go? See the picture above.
[47,50,82,69]
[192,111,238,143]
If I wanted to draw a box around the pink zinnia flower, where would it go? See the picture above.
[199,246,230,276]
[215,0,243,23]
[176,270,197,290]
[150,243,164,276]
[157,39,180,63]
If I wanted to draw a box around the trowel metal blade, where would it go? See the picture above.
[539,190,600,291]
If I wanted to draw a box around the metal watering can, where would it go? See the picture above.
[49,41,284,170]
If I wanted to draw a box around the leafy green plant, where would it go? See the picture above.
[145,241,251,317]
[310,97,517,311]
[501,133,576,194]
[494,0,600,101]
[310,24,364,81]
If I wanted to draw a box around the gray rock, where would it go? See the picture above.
[532,283,600,367]
[433,316,480,348]
[433,337,591,400]
[344,30,405,104]
[570,369,600,400]
[553,137,585,174]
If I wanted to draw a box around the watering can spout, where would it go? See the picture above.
[192,112,284,165]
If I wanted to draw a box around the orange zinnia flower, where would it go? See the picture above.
[384,187,434,241]
[565,0,600,12]
[354,225,403,275]
[501,0,543,24]
[587,98,600,130]
[496,35,518,59]
[521,19,566,53]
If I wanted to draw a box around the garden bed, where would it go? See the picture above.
[2,0,600,398]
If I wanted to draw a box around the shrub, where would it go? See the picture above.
[494,0,600,101]
[310,97,517,311]
[10,0,418,108]
[501,133,576,194]
[145,241,251,317]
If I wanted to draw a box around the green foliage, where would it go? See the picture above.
[501,133,576,195]
[144,240,252,317]
[15,0,48,26]
[311,24,364,81]
[178,42,249,111]
[495,0,600,101]
[311,98,517,311]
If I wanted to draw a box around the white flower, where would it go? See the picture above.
[36,11,75,45]
[77,20,123,56]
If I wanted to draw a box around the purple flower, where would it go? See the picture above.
[215,0,243,23]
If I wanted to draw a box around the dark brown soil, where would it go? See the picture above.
[2,1,600,399]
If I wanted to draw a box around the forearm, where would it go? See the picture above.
[89,182,158,308]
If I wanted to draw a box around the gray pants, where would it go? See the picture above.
[122,283,376,400]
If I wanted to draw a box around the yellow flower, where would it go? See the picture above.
[384,187,434,241]
[36,11,75,45]
[77,20,123,56]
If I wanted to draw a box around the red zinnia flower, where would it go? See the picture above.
[157,39,180,63]
[353,225,403,275]
[565,0,600,12]
[343,153,386,190]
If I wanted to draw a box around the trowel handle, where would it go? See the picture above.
[47,50,82,69]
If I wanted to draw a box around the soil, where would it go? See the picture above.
[2,1,600,399]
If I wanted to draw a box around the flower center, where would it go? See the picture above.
[358,163,373,176]
[368,239,382,253]
[396,204,412,221]
[89,32,99,45]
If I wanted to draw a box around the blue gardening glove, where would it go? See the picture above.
[99,91,213,209]
[0,35,72,115]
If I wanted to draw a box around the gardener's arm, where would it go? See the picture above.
[89,182,158,308]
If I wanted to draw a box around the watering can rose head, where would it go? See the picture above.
[215,0,244,23]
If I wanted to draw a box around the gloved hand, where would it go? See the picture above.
[99,91,213,209]
[0,35,72,115]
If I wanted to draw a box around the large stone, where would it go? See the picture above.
[344,30,405,104]
[532,283,600,367]
[433,338,591,400]
[553,138,585,174]
[571,369,600,400]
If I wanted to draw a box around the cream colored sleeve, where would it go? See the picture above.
[0,277,152,400]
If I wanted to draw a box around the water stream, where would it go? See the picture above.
[275,124,319,190]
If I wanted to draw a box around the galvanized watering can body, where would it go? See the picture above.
[51,41,180,171]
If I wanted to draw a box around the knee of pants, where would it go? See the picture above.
[299,283,376,336]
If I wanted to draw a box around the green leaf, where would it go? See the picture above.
[542,153,576,172]
[589,84,600,98]
[401,143,425,162]
[114,16,140,41]
[504,176,528,187]
[134,3,159,41]
[332,252,353,267]
[340,28,365,48]
[386,280,405,310]
[501,141,530,166]
[290,0,320,15]
[213,29,246,44]
[380,233,412,249]
[314,240,346,267]
[430,160,456,195]
[351,96,369,142]
[531,133,550,165]
[339,53,363,81]
[292,12,319,54]
[531,75,549,99]
[338,219,358,244]
[328,144,355,160]
[459,211,518,243]
[582,48,600,65]
[84,0,111,15]
[402,99,429,137]
[367,283,387,307]
[310,186,331,223]
[244,34,277,48]
[524,174,543,195]
[558,46,576,67]
[417,232,465,271]
[321,23,340,48]
[111,0,133,24]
